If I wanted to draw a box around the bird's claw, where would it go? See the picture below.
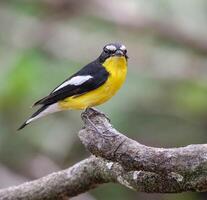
[85,107,111,122]
[82,108,115,138]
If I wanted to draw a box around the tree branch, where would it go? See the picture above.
[79,108,207,191]
[1,154,205,200]
[0,108,207,199]
[0,157,105,200]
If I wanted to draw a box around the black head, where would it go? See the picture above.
[98,43,128,63]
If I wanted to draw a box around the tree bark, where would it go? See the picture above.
[0,157,106,200]
[0,108,207,199]
[79,109,207,176]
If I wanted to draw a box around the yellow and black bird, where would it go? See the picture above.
[18,42,128,130]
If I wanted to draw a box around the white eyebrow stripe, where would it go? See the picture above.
[120,45,126,51]
[106,45,117,51]
[53,75,93,92]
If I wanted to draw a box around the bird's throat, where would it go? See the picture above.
[102,56,127,76]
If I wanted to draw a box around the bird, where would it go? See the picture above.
[18,42,128,130]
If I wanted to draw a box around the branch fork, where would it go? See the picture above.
[0,108,207,199]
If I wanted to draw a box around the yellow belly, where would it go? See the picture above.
[58,56,127,110]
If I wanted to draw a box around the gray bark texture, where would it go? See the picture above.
[0,108,207,199]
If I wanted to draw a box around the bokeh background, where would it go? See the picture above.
[0,0,207,199]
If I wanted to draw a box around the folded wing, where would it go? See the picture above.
[33,61,109,106]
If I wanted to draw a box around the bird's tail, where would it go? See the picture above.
[18,103,61,130]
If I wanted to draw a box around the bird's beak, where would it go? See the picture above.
[114,50,124,56]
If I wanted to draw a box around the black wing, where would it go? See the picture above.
[33,60,109,106]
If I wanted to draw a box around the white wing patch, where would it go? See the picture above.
[106,45,117,51]
[120,45,126,51]
[53,75,93,92]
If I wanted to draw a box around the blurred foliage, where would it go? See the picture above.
[0,0,207,199]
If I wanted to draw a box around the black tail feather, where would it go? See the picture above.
[17,105,49,131]
[17,121,28,131]
[33,96,49,107]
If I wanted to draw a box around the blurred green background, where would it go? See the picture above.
[0,0,207,199]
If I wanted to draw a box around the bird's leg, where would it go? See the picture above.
[81,108,103,135]
[87,107,111,122]
[89,108,119,137]
[82,108,118,138]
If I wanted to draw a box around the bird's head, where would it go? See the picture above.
[98,43,128,63]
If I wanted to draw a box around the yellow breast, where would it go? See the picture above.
[59,56,127,110]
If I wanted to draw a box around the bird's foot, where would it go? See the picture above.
[100,130,120,138]
[81,111,103,135]
[85,107,111,122]
[82,108,116,138]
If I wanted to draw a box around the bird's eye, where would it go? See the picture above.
[104,45,117,53]
[104,48,110,53]
[120,45,127,53]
